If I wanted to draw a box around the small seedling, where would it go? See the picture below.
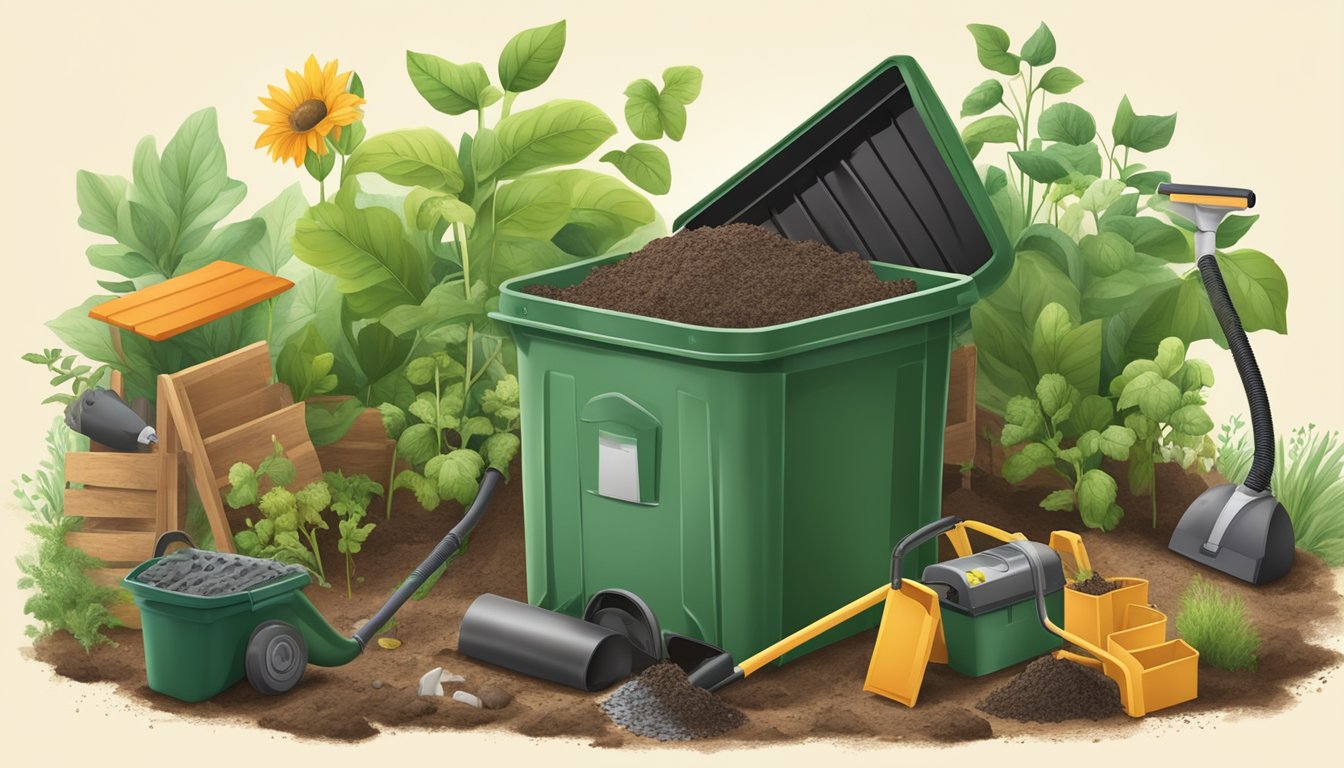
[1176,575,1259,671]
[1073,567,1094,583]
[326,471,384,598]
[227,437,332,586]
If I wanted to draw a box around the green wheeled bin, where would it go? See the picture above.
[490,57,1013,663]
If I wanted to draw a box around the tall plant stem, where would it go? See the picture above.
[319,178,326,204]
[434,368,442,455]
[502,92,518,119]
[455,220,478,430]
[384,449,397,520]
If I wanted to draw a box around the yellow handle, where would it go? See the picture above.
[1048,530,1092,575]
[739,584,890,676]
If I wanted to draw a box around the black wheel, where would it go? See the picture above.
[245,621,307,695]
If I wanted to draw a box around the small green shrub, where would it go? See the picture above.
[1176,575,1259,671]
[227,438,333,585]
[13,419,125,651]
[325,471,384,598]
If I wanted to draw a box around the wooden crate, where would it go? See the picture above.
[312,396,397,485]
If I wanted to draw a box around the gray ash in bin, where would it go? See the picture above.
[599,662,746,741]
[136,549,303,596]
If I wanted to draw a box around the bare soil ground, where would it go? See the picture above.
[31,459,1342,747]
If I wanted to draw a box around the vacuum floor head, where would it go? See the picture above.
[1168,483,1294,585]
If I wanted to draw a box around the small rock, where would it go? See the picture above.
[478,685,512,709]
[371,680,383,690]
[452,690,483,708]
[441,672,466,684]
[418,667,446,696]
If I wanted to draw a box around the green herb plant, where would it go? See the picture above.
[21,348,113,406]
[1176,575,1259,671]
[227,438,333,585]
[325,471,384,598]
[13,419,126,650]
[959,21,1287,415]
[1109,337,1216,526]
[1217,420,1344,566]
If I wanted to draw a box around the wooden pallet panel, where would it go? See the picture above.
[66,531,156,566]
[194,382,293,438]
[66,452,158,490]
[172,343,273,406]
[201,402,313,486]
[64,487,157,519]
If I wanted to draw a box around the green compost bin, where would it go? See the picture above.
[490,57,1013,664]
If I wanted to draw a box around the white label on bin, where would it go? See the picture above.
[598,432,640,503]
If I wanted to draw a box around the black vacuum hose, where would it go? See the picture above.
[353,468,504,649]
[1196,254,1274,493]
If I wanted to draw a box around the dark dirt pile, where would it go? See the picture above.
[135,549,302,596]
[1071,572,1122,596]
[599,662,746,741]
[526,223,917,328]
[977,656,1122,723]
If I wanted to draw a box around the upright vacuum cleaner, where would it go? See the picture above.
[1161,183,1294,585]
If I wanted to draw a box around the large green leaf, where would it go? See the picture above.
[1020,22,1056,66]
[1038,66,1083,95]
[547,169,654,258]
[1031,302,1103,398]
[494,176,572,239]
[624,79,663,140]
[961,115,1019,146]
[1214,248,1288,334]
[488,237,572,288]
[345,129,463,193]
[1038,103,1096,146]
[1099,215,1190,262]
[160,108,233,257]
[1080,232,1136,276]
[1017,224,1083,285]
[1003,443,1054,483]
[406,52,496,115]
[661,66,703,105]
[175,218,267,276]
[967,23,1021,75]
[354,322,413,389]
[1112,96,1177,153]
[600,143,671,195]
[1082,264,1180,319]
[658,95,687,141]
[76,172,128,237]
[498,20,566,93]
[291,192,430,319]
[1043,142,1102,178]
[1009,150,1070,184]
[1077,469,1122,530]
[961,79,1004,117]
[492,100,617,179]
[1217,214,1258,249]
[1079,178,1126,214]
[380,280,486,337]
[242,184,309,275]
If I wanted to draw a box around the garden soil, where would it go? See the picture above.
[31,458,1342,748]
[525,223,917,328]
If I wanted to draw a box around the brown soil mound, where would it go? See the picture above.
[526,223,916,328]
[600,662,746,741]
[1071,572,1122,595]
[978,656,1122,722]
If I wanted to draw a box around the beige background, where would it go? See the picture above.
[1,0,1340,764]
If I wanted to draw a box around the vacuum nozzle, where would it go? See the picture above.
[1158,182,1255,210]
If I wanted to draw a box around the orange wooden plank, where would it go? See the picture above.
[134,275,293,341]
[89,261,241,322]
[110,269,276,328]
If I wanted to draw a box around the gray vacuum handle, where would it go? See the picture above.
[1009,541,1053,629]
[890,516,961,587]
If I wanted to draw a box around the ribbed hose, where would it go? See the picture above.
[1196,254,1274,492]
[353,468,504,649]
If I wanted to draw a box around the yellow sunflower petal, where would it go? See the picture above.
[285,68,311,102]
[267,84,298,110]
[303,55,324,91]
[253,109,290,125]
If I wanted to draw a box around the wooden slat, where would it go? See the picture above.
[202,402,313,487]
[171,342,271,399]
[64,487,157,519]
[317,442,395,484]
[946,345,976,426]
[162,378,235,553]
[942,422,976,466]
[66,531,155,565]
[286,441,325,490]
[89,261,240,322]
[195,382,293,438]
[156,379,182,533]
[135,275,292,341]
[65,452,159,490]
[87,567,132,589]
[110,601,142,630]
[111,268,271,328]
[81,517,157,533]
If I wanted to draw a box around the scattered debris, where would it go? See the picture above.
[441,671,465,684]
[419,667,446,696]
[452,690,483,708]
[352,618,369,631]
[135,549,301,596]
[978,656,1122,722]
[478,685,512,710]
[371,680,383,690]
[600,662,746,741]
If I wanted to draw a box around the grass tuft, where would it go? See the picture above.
[1176,575,1260,671]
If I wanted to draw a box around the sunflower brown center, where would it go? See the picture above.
[289,99,328,132]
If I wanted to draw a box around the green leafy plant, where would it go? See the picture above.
[1218,421,1344,566]
[959,22,1287,415]
[325,471,383,598]
[21,348,113,406]
[227,438,333,585]
[14,419,126,650]
[1176,575,1259,671]
[52,109,308,406]
[1000,369,1135,531]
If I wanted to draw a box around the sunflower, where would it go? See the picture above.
[254,55,365,167]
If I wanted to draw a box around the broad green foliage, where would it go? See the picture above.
[958,22,1288,417]
[326,471,384,598]
[1218,420,1344,566]
[1177,576,1259,671]
[291,20,699,513]
[14,419,126,650]
[228,438,334,585]
[21,348,113,406]
[54,109,306,405]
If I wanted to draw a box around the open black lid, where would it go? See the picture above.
[583,588,663,672]
[675,57,1012,298]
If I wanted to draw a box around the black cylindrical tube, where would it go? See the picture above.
[458,594,633,691]
[1197,255,1275,492]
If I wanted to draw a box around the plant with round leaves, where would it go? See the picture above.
[227,438,333,585]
